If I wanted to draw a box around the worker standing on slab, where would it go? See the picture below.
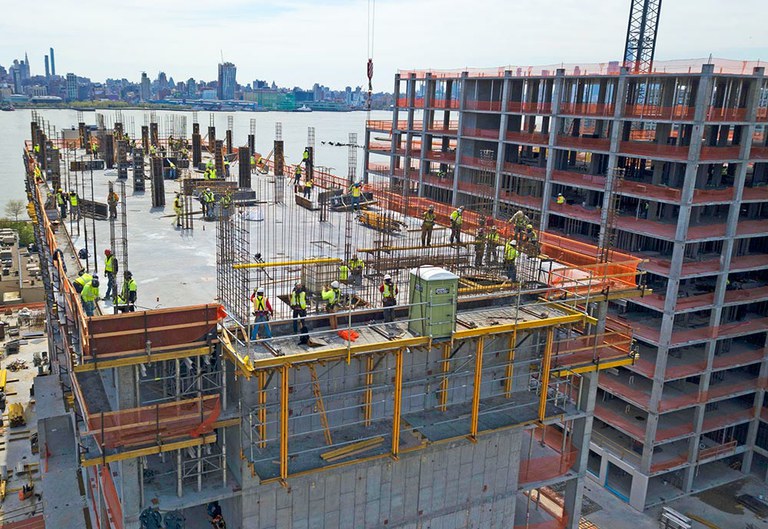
[81,275,100,317]
[294,165,302,192]
[349,181,363,211]
[449,206,464,245]
[168,159,177,179]
[421,205,436,247]
[69,191,80,220]
[117,270,137,313]
[173,193,183,228]
[339,262,350,284]
[103,249,118,301]
[348,255,365,286]
[250,287,273,340]
[510,210,530,242]
[219,191,232,219]
[107,189,119,219]
[303,175,313,199]
[207,501,225,529]
[290,281,308,333]
[523,224,539,257]
[201,188,215,219]
[56,188,67,219]
[474,228,486,267]
[486,225,499,264]
[322,281,341,312]
[504,239,518,282]
[379,274,398,323]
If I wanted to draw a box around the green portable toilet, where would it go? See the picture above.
[408,266,458,339]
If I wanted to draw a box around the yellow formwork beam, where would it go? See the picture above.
[234,257,341,270]
[538,328,555,422]
[309,365,333,446]
[80,434,217,467]
[356,242,461,253]
[257,370,267,448]
[550,355,637,377]
[280,366,290,482]
[504,330,516,398]
[439,342,451,411]
[74,347,212,372]
[469,337,484,441]
[363,355,374,426]
[391,348,404,459]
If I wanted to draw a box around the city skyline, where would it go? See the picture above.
[1,0,766,89]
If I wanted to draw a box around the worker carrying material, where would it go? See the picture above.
[250,287,273,340]
[290,281,308,334]
[103,249,118,301]
[349,181,363,211]
[348,255,365,286]
[117,270,137,313]
[449,206,464,244]
[486,225,499,264]
[81,275,100,317]
[379,274,399,323]
[321,281,341,312]
[504,239,518,282]
[474,228,486,267]
[107,190,119,219]
[421,205,436,247]
[173,193,184,227]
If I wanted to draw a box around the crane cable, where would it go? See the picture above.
[366,0,376,112]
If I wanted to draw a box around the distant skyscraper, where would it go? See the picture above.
[66,73,77,101]
[49,47,56,76]
[187,77,196,98]
[140,72,151,101]
[22,52,30,80]
[12,69,21,94]
[44,55,50,78]
[217,62,236,100]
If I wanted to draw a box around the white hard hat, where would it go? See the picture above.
[206,187,211,192]
[331,281,340,289]
[257,287,264,294]
[510,240,517,245]
[384,274,392,280]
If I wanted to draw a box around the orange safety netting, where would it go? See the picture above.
[519,426,577,486]
[0,516,46,529]
[86,394,221,450]
[513,521,567,529]
[100,466,124,529]
[551,321,633,368]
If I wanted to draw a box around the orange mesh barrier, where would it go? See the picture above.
[619,141,690,159]
[551,322,632,368]
[594,405,646,440]
[87,395,220,450]
[624,105,695,120]
[555,135,611,151]
[519,426,577,486]
[465,100,503,112]
[750,146,768,159]
[463,127,500,140]
[100,466,124,529]
[552,170,606,190]
[650,453,688,473]
[513,520,567,529]
[560,103,615,117]
[505,130,550,145]
[502,162,547,180]
[508,102,554,114]
[698,440,738,461]
[0,516,46,529]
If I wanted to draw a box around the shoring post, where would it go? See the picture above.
[364,355,374,426]
[538,327,555,422]
[439,342,451,411]
[279,366,289,482]
[469,337,484,441]
[391,348,404,459]
[504,329,517,398]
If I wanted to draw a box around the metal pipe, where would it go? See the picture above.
[233,257,341,269]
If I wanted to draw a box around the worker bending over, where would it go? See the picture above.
[81,275,100,317]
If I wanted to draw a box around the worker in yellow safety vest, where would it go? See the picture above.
[556,193,565,205]
[510,210,530,241]
[486,225,499,264]
[294,165,302,191]
[173,193,184,228]
[117,270,137,313]
[103,249,118,301]
[504,239,518,282]
[107,190,119,219]
[421,205,436,247]
[69,191,80,220]
[201,188,215,219]
[73,269,92,294]
[303,176,313,199]
[348,254,365,286]
[289,281,308,333]
[339,262,350,283]
[449,206,464,244]
[321,281,341,312]
[81,275,100,317]
[56,188,68,219]
[349,181,363,211]
[474,228,486,267]
[250,287,273,340]
[379,274,399,323]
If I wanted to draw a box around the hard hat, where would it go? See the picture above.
[384,274,392,280]
[458,206,464,211]
[57,188,62,192]
[510,240,517,245]
[557,192,563,196]
[331,281,340,289]
[256,287,264,294]
[77,269,85,276]
[125,270,132,278]
[91,277,100,287]
[527,224,533,229]
[104,249,111,255]
[428,205,434,210]
[206,187,211,192]
[294,281,302,287]
[254,253,262,259]
[490,225,497,230]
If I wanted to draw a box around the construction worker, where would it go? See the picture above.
[474,228,486,267]
[103,249,118,301]
[339,262,350,283]
[250,155,256,171]
[321,281,341,312]
[289,281,308,333]
[206,158,214,172]
[449,206,464,244]
[294,165,302,191]
[56,188,67,219]
[33,143,40,154]
[73,269,93,294]
[556,193,565,205]
[117,270,137,313]
[486,225,499,264]
[81,275,100,317]
[224,159,230,178]
[510,210,530,241]
[107,189,119,219]
[219,191,232,219]
[201,188,215,219]
[303,176,313,199]
[207,501,225,529]
[504,239,518,282]
[90,141,98,157]
[523,224,539,256]
[33,164,43,182]
[69,191,80,220]
[149,144,157,156]
[173,193,183,227]
[250,287,273,340]
[349,181,363,211]
[168,159,177,179]
[379,274,398,323]
[349,255,365,286]
[302,148,310,165]
[421,205,436,247]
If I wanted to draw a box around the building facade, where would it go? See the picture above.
[218,61,237,100]
[365,60,768,510]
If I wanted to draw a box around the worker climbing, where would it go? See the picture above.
[81,274,100,317]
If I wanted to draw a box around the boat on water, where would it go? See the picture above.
[295,104,312,112]
[0,103,14,111]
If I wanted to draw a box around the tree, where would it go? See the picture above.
[4,200,26,222]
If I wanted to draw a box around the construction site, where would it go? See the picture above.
[6,77,651,529]
[364,53,768,516]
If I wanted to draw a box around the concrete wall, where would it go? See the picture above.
[240,429,522,529]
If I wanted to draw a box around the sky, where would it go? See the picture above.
[2,0,767,90]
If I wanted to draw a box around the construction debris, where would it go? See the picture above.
[6,359,28,372]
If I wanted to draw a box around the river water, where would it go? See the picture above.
[0,108,392,213]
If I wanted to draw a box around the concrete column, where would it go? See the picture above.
[403,74,417,200]
[116,365,141,528]
[493,72,512,218]
[642,65,715,476]
[417,74,432,197]
[451,72,469,206]
[387,74,401,185]
[541,69,565,230]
